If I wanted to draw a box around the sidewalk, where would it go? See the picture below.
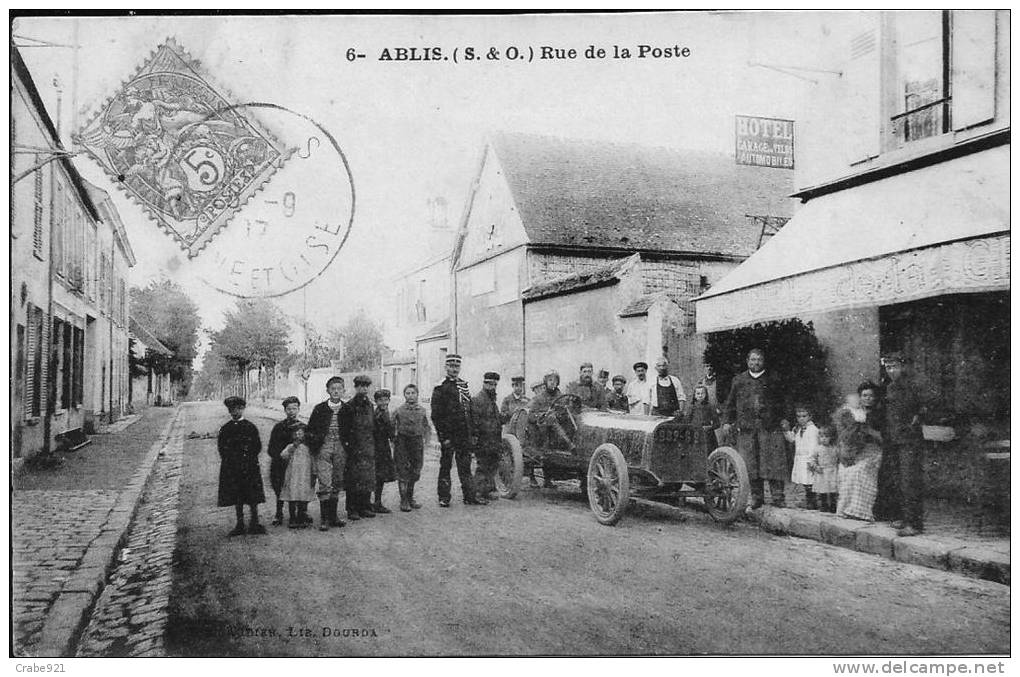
[746,499,1010,585]
[11,405,181,656]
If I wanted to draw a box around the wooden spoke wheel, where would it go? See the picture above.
[586,443,630,526]
[704,446,750,523]
[495,433,524,499]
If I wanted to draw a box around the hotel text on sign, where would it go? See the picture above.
[735,115,794,169]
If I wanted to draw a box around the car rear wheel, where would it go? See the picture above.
[705,446,750,523]
[496,433,524,499]
[587,443,630,526]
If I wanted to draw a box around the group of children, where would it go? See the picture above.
[218,380,432,536]
[783,405,840,513]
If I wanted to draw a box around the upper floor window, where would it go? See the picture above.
[890,11,949,146]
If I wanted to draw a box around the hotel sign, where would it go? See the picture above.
[735,115,794,169]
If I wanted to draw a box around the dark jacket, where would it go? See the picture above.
[216,418,265,507]
[722,371,784,432]
[267,418,298,462]
[884,378,924,444]
[470,390,502,445]
[566,379,608,410]
[306,400,344,453]
[431,377,472,444]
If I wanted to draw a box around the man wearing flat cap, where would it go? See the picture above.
[876,351,927,536]
[431,354,483,506]
[626,361,652,415]
[340,375,378,519]
[566,362,608,410]
[470,372,502,502]
[501,375,537,486]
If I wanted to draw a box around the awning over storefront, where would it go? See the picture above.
[696,145,1009,333]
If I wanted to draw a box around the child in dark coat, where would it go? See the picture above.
[217,396,267,536]
[267,395,303,526]
[372,389,397,513]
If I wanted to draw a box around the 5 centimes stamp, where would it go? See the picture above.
[73,39,291,258]
[188,102,355,299]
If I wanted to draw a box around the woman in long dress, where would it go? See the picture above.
[836,383,884,521]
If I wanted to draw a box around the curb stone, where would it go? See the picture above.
[33,406,182,657]
[751,507,1009,586]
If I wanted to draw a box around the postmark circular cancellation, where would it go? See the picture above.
[74,39,354,298]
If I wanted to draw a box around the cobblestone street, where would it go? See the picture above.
[75,413,185,657]
[12,490,119,654]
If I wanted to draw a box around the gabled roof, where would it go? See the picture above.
[522,254,638,302]
[129,316,172,357]
[84,180,136,267]
[12,46,100,224]
[416,318,450,342]
[618,293,666,318]
[490,132,793,258]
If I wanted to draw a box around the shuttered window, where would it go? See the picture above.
[26,305,45,418]
[951,10,997,130]
[33,159,44,258]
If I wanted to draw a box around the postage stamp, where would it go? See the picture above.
[74,39,290,258]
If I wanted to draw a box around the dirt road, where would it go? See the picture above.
[166,402,1009,656]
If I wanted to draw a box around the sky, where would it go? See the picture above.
[13,11,840,355]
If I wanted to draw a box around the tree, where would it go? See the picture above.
[704,318,835,421]
[338,310,383,372]
[209,299,291,399]
[130,280,201,396]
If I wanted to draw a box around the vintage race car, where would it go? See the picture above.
[498,393,750,525]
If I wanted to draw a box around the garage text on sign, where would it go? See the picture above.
[735,115,794,169]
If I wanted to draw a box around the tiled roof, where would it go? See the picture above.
[129,317,172,357]
[522,254,639,301]
[416,317,450,342]
[618,294,663,318]
[492,132,793,258]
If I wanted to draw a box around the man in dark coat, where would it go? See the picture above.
[306,377,347,530]
[566,362,608,410]
[217,396,267,536]
[501,375,536,487]
[878,352,927,536]
[721,349,789,509]
[431,354,484,507]
[267,395,304,526]
[471,372,502,501]
[341,375,378,519]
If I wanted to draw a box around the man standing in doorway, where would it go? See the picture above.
[649,357,686,417]
[431,354,485,507]
[880,352,926,537]
[626,361,651,415]
[721,348,789,509]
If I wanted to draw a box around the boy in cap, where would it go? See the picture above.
[267,395,305,526]
[306,377,347,531]
[217,396,267,536]
[471,372,502,501]
[372,389,396,513]
[431,354,484,506]
[500,376,531,424]
[607,375,630,412]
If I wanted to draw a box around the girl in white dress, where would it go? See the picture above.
[783,405,820,509]
[280,423,316,528]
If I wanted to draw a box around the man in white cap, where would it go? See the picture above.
[431,354,486,507]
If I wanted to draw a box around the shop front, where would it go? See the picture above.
[695,144,1009,521]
